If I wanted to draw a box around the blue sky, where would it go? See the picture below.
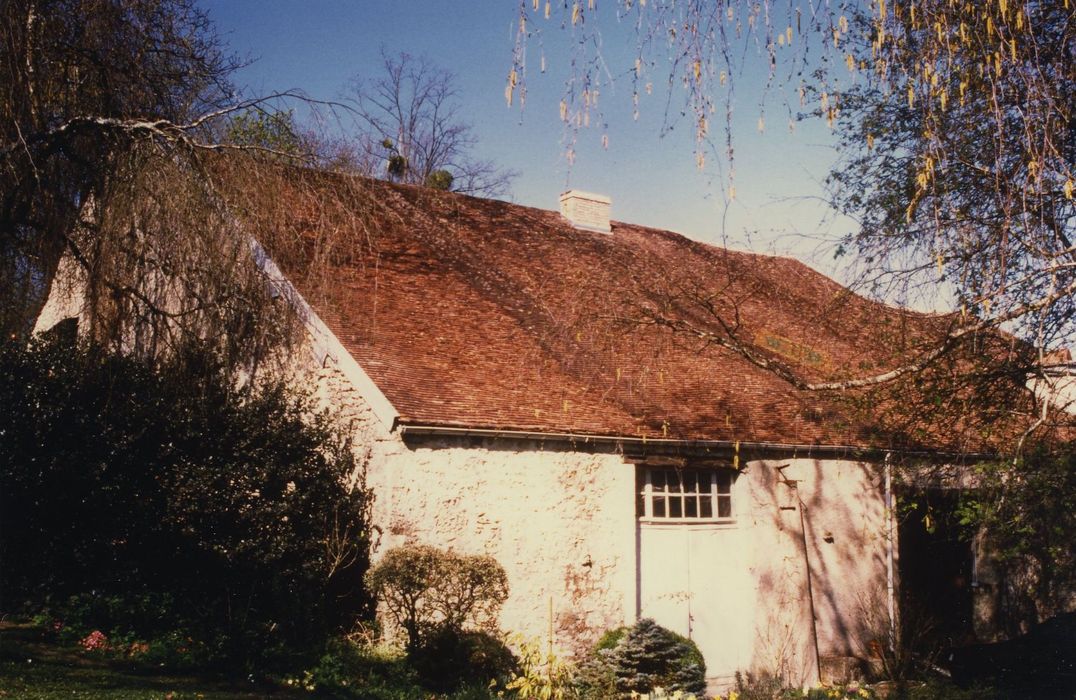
[203,1,856,275]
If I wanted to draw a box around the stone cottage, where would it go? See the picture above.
[248,180,1007,690]
[35,176,1022,689]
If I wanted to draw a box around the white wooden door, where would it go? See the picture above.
[638,523,753,679]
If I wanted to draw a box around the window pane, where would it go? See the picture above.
[700,497,713,518]
[685,497,698,518]
[718,496,732,519]
[653,496,666,518]
[669,498,682,518]
[652,470,666,491]
[716,471,731,494]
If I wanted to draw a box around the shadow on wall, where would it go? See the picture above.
[746,457,892,685]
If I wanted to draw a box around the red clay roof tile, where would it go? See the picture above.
[267,175,1023,451]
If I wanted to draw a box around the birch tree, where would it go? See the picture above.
[508,1,1075,448]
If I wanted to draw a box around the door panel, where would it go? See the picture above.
[639,524,752,677]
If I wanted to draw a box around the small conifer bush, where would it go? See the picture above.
[580,618,706,698]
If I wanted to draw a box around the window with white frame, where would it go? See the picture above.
[637,466,734,522]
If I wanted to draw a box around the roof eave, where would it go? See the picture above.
[396,423,994,463]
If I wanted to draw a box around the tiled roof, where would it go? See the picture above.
[273,176,1008,452]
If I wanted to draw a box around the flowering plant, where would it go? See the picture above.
[79,630,109,652]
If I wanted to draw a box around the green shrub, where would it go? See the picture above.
[889,679,1000,700]
[578,619,706,699]
[291,635,506,699]
[365,544,509,650]
[576,645,619,700]
[614,619,706,697]
[288,638,423,698]
[0,337,373,673]
[503,636,578,700]
[409,627,516,692]
[725,672,881,700]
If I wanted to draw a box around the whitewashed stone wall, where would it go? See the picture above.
[306,358,636,653]
[310,356,891,686]
[736,458,891,685]
[371,439,635,654]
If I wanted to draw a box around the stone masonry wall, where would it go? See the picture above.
[307,353,891,681]
[306,357,636,655]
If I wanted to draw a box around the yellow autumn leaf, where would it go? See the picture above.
[1064,179,1074,200]
[571,2,580,25]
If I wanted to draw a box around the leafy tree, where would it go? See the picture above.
[225,108,305,156]
[3,0,235,335]
[822,2,1075,435]
[348,50,517,197]
[2,0,369,371]
[0,336,373,671]
[958,450,1076,632]
[425,169,455,191]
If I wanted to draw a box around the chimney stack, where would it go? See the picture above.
[559,190,611,233]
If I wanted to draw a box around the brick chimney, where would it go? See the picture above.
[559,190,611,233]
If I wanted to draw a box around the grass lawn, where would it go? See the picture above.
[0,623,303,699]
